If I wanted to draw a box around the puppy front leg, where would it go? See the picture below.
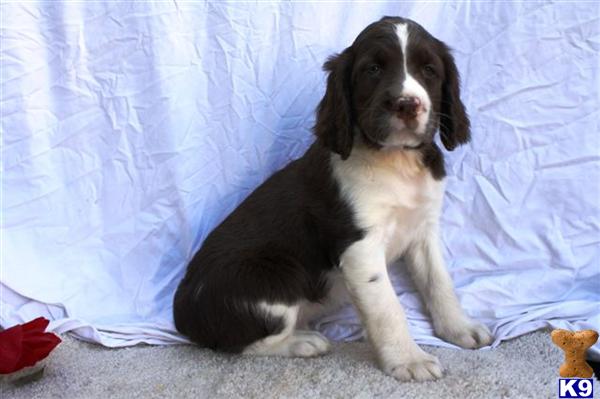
[405,228,493,349]
[341,238,442,381]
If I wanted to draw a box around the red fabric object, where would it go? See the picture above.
[0,317,61,374]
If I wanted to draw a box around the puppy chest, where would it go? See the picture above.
[380,207,427,261]
[355,173,444,261]
[332,150,446,260]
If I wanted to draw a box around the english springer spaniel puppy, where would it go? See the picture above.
[174,16,493,381]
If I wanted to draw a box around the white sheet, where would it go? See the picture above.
[2,1,599,359]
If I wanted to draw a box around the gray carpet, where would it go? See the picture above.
[3,330,565,399]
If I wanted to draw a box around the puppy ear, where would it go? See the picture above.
[314,49,354,160]
[439,44,471,151]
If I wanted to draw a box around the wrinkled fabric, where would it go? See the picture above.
[1,1,599,358]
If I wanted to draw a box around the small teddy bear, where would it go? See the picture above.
[551,329,599,378]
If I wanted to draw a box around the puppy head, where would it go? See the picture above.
[314,16,470,159]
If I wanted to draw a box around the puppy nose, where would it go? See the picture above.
[395,96,422,120]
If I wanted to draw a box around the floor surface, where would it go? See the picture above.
[2,330,572,399]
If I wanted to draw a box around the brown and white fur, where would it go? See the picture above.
[173,16,493,382]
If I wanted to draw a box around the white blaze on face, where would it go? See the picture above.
[390,23,431,138]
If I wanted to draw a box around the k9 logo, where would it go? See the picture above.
[558,379,594,398]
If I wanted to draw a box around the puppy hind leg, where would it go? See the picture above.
[243,302,331,357]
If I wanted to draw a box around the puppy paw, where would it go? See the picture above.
[289,331,331,357]
[436,319,493,349]
[380,349,443,382]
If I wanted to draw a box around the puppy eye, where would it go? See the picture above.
[367,64,382,76]
[422,64,437,78]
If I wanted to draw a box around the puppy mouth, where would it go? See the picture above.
[400,141,425,150]
[390,113,424,133]
[383,137,425,150]
[380,117,429,148]
[359,109,431,150]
